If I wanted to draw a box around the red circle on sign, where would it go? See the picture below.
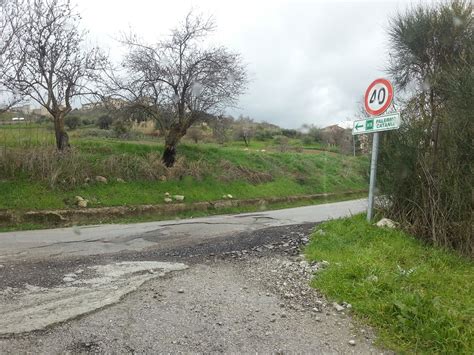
[364,78,394,116]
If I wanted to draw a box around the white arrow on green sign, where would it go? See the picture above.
[352,112,401,135]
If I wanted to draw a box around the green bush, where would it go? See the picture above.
[380,0,473,256]
[81,118,95,126]
[281,128,300,138]
[302,135,313,145]
[97,115,113,130]
[65,115,80,130]
[273,135,289,145]
[254,129,274,141]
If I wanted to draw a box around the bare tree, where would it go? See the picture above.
[107,12,247,166]
[0,0,23,112]
[234,115,255,147]
[210,114,233,144]
[2,0,106,150]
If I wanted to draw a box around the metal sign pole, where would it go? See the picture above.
[367,131,380,222]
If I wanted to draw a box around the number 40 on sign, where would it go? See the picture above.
[355,78,401,222]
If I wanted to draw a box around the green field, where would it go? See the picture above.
[0,126,369,212]
[305,215,474,353]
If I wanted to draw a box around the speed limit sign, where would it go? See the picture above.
[364,78,393,116]
[361,78,397,223]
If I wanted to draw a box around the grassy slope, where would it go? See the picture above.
[305,214,474,354]
[0,137,368,210]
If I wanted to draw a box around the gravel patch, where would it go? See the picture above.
[0,223,390,353]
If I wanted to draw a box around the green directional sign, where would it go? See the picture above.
[352,112,400,135]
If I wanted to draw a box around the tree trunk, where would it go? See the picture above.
[162,126,187,167]
[162,143,177,167]
[53,113,70,151]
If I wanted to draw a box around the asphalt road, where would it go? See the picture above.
[0,199,387,353]
[0,198,367,262]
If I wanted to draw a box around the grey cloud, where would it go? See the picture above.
[227,1,402,128]
[78,0,419,129]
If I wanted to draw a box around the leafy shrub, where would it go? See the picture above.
[379,0,472,256]
[254,129,274,141]
[81,118,95,126]
[281,129,300,138]
[112,120,131,138]
[65,115,80,130]
[273,135,289,145]
[97,115,113,130]
[302,135,313,145]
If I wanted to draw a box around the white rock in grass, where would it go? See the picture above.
[227,194,233,199]
[319,260,329,268]
[77,199,88,208]
[366,275,379,282]
[164,198,172,203]
[375,218,398,228]
[95,176,107,183]
[75,196,88,208]
[173,195,185,201]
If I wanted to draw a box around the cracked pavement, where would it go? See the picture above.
[0,199,366,262]
[0,199,387,353]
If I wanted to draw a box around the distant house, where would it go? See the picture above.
[31,107,51,117]
[321,123,354,153]
[10,104,31,114]
[81,97,127,111]
[321,124,346,145]
[81,102,98,111]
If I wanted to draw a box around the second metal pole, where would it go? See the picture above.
[367,132,380,222]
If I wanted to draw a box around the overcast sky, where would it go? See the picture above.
[77,0,425,129]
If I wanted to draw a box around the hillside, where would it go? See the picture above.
[0,138,368,211]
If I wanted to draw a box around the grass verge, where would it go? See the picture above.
[305,214,474,353]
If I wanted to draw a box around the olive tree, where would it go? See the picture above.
[107,12,247,166]
[2,0,106,150]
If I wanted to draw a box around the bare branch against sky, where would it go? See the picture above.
[2,0,107,150]
[105,11,247,166]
